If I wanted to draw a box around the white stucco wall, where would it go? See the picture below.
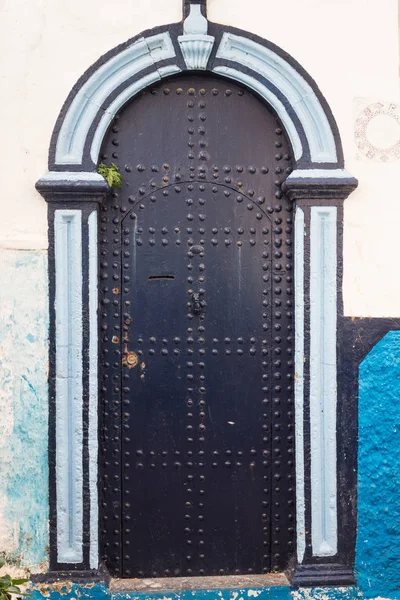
[208,0,400,314]
[0,0,399,567]
[1,0,399,312]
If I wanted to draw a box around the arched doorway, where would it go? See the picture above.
[99,75,295,577]
[36,1,358,585]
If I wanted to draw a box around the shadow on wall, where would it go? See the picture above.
[356,331,400,599]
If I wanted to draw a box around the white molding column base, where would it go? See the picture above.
[37,177,107,572]
[285,174,357,587]
[310,206,338,557]
[54,209,83,564]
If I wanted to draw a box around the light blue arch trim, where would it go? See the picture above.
[55,32,176,165]
[294,206,306,563]
[213,65,303,161]
[90,64,181,164]
[53,29,340,167]
[216,33,337,164]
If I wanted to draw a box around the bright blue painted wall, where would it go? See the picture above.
[31,584,362,600]
[356,331,400,599]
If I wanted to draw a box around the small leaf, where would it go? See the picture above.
[6,587,22,595]
[0,577,12,586]
[110,163,122,188]
[10,581,28,587]
[97,162,122,188]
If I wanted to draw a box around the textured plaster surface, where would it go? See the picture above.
[356,331,400,599]
[0,250,49,570]
[31,584,364,600]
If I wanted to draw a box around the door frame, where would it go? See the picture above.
[36,1,358,586]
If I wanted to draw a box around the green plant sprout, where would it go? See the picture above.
[97,162,123,188]
[0,559,30,600]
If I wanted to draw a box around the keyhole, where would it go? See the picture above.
[148,275,175,281]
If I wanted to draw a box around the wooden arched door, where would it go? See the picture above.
[99,74,295,578]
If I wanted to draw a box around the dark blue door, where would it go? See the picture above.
[99,75,295,578]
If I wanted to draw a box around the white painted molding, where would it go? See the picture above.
[294,206,306,564]
[52,28,342,168]
[213,65,303,161]
[310,206,338,557]
[88,211,99,570]
[216,33,337,164]
[40,171,105,183]
[54,210,83,563]
[90,64,181,164]
[178,35,215,70]
[55,33,176,165]
[183,4,208,34]
[288,168,354,180]
[178,4,215,70]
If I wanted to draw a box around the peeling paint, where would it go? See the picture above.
[30,584,365,600]
[0,250,48,571]
[34,581,74,597]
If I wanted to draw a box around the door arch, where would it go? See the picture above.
[36,1,358,586]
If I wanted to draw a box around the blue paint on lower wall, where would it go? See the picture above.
[0,251,49,568]
[356,330,400,599]
[2,271,396,600]
[111,589,362,600]
[31,584,363,600]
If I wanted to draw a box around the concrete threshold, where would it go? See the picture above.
[110,573,289,592]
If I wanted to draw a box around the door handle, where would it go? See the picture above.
[191,292,205,315]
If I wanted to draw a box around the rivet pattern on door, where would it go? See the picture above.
[99,76,295,578]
